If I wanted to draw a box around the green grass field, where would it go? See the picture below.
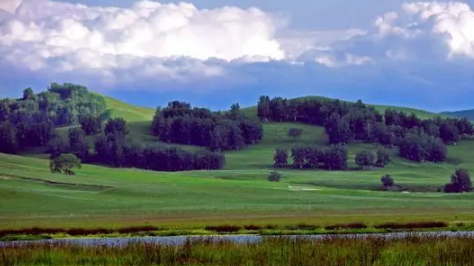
[1,96,473,231]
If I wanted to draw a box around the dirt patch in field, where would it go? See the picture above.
[0,176,11,180]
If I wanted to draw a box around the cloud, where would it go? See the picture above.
[0,0,286,79]
[300,1,474,66]
[1,0,474,111]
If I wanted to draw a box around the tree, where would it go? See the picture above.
[79,115,102,135]
[0,121,18,154]
[320,145,348,170]
[268,171,282,182]
[444,168,472,193]
[105,118,129,135]
[381,174,394,187]
[291,146,307,168]
[228,103,241,120]
[355,150,376,169]
[274,148,288,168]
[439,122,460,144]
[50,153,81,175]
[325,113,353,144]
[22,88,35,100]
[68,128,89,161]
[287,128,303,140]
[47,133,69,159]
[375,147,391,167]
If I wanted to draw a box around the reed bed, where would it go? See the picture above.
[2,235,474,265]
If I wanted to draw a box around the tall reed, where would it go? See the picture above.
[2,235,474,265]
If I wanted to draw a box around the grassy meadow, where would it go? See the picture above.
[1,96,474,234]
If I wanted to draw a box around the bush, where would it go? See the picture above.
[444,168,472,193]
[49,153,81,175]
[287,128,303,139]
[325,222,367,230]
[374,221,448,229]
[376,147,391,167]
[205,225,241,233]
[268,171,282,182]
[355,150,376,169]
[381,174,394,187]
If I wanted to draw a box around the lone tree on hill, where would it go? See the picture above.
[50,154,81,175]
[268,171,282,182]
[287,128,303,140]
[381,174,394,187]
[444,168,472,193]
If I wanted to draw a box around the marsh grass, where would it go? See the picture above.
[2,235,474,265]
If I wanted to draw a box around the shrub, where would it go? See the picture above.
[444,168,472,193]
[244,225,262,230]
[49,153,81,175]
[381,174,394,187]
[205,225,241,233]
[325,222,367,230]
[268,171,282,182]
[376,147,391,167]
[355,150,376,169]
[287,128,303,139]
[374,221,448,229]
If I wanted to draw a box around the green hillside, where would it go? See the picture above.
[1,94,474,232]
[441,109,474,121]
[103,96,155,122]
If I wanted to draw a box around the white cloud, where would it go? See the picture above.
[0,0,286,79]
[1,0,474,111]
[304,1,474,66]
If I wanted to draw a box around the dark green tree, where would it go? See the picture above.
[68,128,89,161]
[444,168,472,193]
[375,147,391,167]
[355,150,376,169]
[50,153,81,175]
[0,121,18,154]
[105,118,129,135]
[440,122,460,144]
[287,128,303,140]
[274,148,288,168]
[268,171,282,182]
[79,115,102,135]
[381,174,394,187]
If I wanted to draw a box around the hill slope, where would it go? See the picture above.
[103,96,155,122]
[441,109,474,121]
[3,93,474,231]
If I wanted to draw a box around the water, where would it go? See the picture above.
[2,231,474,247]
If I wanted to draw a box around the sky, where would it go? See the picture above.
[1,0,474,111]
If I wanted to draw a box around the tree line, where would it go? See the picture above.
[0,84,108,154]
[258,96,473,163]
[48,118,225,171]
[274,145,391,170]
[151,101,263,151]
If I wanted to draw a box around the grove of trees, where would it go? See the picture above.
[0,83,107,154]
[151,101,263,151]
[258,96,473,163]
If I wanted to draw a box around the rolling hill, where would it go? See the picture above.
[1,94,474,232]
[441,109,474,121]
